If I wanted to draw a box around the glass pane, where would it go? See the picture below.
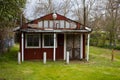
[49,35,54,46]
[44,21,48,28]
[34,35,39,42]
[44,35,49,46]
[44,34,54,47]
[26,34,40,47]
[49,21,53,28]
[66,21,70,28]
[71,22,76,28]
[60,20,64,28]
[54,20,59,28]
[34,42,39,46]
[38,21,42,28]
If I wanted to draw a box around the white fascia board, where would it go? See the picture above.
[85,27,92,31]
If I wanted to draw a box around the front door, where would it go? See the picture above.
[66,34,80,59]
[56,34,64,59]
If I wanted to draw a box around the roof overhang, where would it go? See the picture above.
[20,28,91,33]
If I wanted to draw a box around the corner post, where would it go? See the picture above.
[64,33,66,60]
[66,51,69,64]
[80,34,83,59]
[21,33,24,62]
[18,52,21,64]
[53,33,56,61]
[86,34,90,61]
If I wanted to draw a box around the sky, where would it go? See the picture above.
[23,0,83,20]
[23,0,107,21]
[24,0,63,20]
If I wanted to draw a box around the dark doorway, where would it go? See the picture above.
[56,34,64,59]
[66,34,80,59]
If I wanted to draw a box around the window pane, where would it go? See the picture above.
[44,34,54,47]
[60,20,64,28]
[49,35,54,46]
[49,21,53,28]
[38,21,43,28]
[44,21,48,28]
[34,42,39,46]
[55,20,59,28]
[66,21,70,28]
[26,34,40,47]
[27,42,32,46]
[71,22,76,28]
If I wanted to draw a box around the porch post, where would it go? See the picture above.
[53,33,56,61]
[21,33,24,62]
[18,52,21,64]
[43,52,47,64]
[80,34,83,59]
[86,34,90,61]
[66,51,69,64]
[64,33,66,60]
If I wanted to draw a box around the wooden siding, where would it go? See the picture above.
[22,13,81,30]
[24,48,53,60]
[23,33,64,60]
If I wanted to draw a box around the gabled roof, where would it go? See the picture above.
[17,13,92,33]
[27,13,81,24]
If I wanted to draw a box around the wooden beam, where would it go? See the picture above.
[21,33,24,62]
[80,34,83,59]
[53,33,56,61]
[86,34,90,61]
[64,34,66,60]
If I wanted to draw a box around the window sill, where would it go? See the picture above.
[43,46,57,48]
[25,47,41,48]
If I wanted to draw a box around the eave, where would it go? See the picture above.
[20,28,91,33]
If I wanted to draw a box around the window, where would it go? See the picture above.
[55,20,60,28]
[70,22,76,28]
[66,21,70,28]
[26,34,40,48]
[60,20,64,28]
[38,21,43,28]
[44,20,48,28]
[43,34,56,48]
[49,21,53,28]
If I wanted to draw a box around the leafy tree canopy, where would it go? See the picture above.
[0,0,25,28]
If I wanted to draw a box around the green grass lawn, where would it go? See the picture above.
[0,44,120,80]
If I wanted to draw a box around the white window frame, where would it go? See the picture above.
[25,34,41,48]
[66,21,70,28]
[38,21,43,28]
[60,20,64,28]
[70,22,77,28]
[49,20,53,28]
[44,20,48,28]
[42,34,57,48]
[54,20,60,28]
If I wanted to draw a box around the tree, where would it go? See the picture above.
[105,0,120,46]
[0,0,25,53]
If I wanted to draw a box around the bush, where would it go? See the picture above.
[114,46,120,50]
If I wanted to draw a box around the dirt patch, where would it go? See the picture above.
[0,78,6,80]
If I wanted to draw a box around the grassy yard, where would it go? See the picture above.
[0,45,120,80]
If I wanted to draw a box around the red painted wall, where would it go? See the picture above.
[23,33,64,60]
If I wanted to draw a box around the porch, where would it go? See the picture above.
[20,32,90,61]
